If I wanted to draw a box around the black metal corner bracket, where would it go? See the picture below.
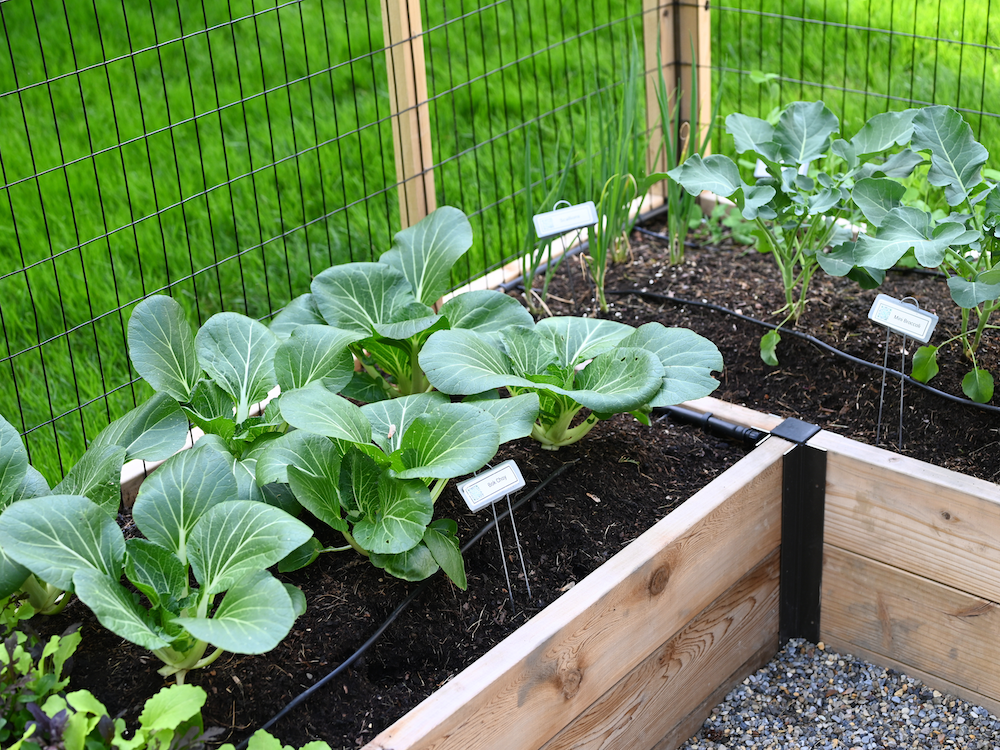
[774,418,827,646]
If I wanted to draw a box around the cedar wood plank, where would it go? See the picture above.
[364,436,787,750]
[541,550,780,750]
[812,430,1000,603]
[822,545,1000,711]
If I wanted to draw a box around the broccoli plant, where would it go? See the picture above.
[419,316,722,449]
[667,100,886,364]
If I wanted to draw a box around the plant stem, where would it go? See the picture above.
[429,477,448,502]
[340,530,369,557]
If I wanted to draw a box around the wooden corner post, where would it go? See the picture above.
[381,0,437,228]
[642,0,712,191]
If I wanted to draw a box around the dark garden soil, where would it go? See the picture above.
[34,215,1000,749]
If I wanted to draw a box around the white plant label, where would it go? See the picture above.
[457,459,525,512]
[867,293,938,343]
[533,201,597,238]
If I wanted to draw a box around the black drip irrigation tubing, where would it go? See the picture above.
[609,288,1000,416]
[242,460,578,747]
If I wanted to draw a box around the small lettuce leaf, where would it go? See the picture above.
[380,205,474,307]
[278,383,372,445]
[388,402,500,480]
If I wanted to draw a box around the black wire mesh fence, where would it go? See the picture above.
[713,1,1000,149]
[0,0,646,481]
[0,0,400,480]
[1,0,997,482]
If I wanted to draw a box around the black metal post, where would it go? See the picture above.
[771,418,827,645]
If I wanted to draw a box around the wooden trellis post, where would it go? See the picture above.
[643,0,712,193]
[382,0,437,228]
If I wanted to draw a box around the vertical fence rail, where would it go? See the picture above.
[382,0,436,228]
[643,0,712,186]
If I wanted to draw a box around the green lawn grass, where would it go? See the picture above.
[0,0,995,481]
[713,1,1000,150]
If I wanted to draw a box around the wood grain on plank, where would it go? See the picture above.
[822,545,1000,705]
[541,550,780,750]
[814,430,1000,603]
[364,437,787,750]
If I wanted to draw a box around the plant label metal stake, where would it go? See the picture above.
[532,200,597,238]
[867,294,938,449]
[457,460,530,610]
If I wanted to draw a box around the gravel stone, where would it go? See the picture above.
[680,639,1000,749]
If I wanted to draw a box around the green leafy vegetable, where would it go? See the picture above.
[419,316,721,449]
[272,206,533,400]
[0,445,312,683]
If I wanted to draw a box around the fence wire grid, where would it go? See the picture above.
[0,0,997,481]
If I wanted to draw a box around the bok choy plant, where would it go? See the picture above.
[269,206,533,401]
[128,293,358,507]
[264,387,540,586]
[0,444,313,684]
[0,402,187,615]
[419,317,722,449]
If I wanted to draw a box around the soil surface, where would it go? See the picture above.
[33,216,1000,749]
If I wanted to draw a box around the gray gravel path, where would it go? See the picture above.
[680,639,1000,749]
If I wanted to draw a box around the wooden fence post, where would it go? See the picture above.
[381,0,436,228]
[642,0,712,192]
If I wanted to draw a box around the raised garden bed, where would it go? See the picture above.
[28,217,1000,748]
[366,395,1000,749]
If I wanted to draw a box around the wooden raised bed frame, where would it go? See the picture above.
[365,396,1000,750]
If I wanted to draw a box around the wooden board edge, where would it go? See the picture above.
[654,638,778,750]
[813,430,1000,502]
[363,438,786,750]
[821,544,1000,706]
